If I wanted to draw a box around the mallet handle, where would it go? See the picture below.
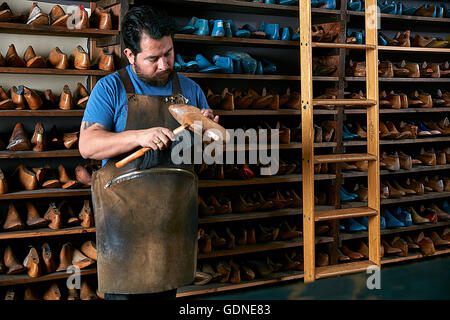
[115,124,189,168]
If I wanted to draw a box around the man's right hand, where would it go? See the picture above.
[137,127,176,151]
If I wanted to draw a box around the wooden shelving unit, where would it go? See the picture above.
[0,0,125,295]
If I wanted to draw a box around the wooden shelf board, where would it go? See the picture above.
[342,192,450,207]
[174,34,298,47]
[0,227,96,240]
[0,22,119,37]
[315,207,377,222]
[381,248,450,265]
[153,0,340,17]
[379,46,450,54]
[226,142,336,151]
[340,221,450,241]
[182,73,338,81]
[348,10,450,24]
[345,108,450,114]
[342,164,450,178]
[315,153,377,164]
[0,188,91,200]
[198,173,336,188]
[0,150,80,159]
[177,270,304,297]
[346,76,450,82]
[197,236,334,260]
[344,136,450,146]
[315,260,376,280]
[214,109,337,115]
[199,205,333,224]
[0,110,84,117]
[0,268,97,287]
[0,67,112,76]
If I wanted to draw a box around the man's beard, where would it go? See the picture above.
[134,62,175,87]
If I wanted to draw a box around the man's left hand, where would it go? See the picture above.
[201,108,219,123]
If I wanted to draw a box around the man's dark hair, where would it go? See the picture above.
[121,6,176,56]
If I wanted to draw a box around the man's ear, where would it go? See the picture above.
[123,48,135,65]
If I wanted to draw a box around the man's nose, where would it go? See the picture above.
[158,57,169,71]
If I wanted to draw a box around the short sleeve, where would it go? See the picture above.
[195,85,210,110]
[82,79,116,131]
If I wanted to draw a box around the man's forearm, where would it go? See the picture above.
[79,128,141,160]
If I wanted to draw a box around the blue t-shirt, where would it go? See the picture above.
[82,65,209,165]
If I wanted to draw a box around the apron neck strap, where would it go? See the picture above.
[118,68,135,94]
[118,67,182,96]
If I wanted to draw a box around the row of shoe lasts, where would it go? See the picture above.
[380,90,450,108]
[195,157,302,180]
[207,87,300,110]
[178,17,301,41]
[348,0,450,18]
[380,148,450,171]
[0,43,115,71]
[1,199,94,232]
[199,188,302,216]
[379,30,450,48]
[379,119,450,140]
[0,240,97,278]
[0,163,94,194]
[381,174,450,196]
[0,83,89,111]
[0,122,79,152]
[194,248,305,286]
[3,279,100,300]
[0,2,112,30]
[337,173,449,203]
[347,59,450,78]
[198,220,301,253]
[339,229,450,262]
[340,202,450,232]
[174,52,276,75]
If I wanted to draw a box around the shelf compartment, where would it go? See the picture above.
[0,226,96,240]
[0,188,91,200]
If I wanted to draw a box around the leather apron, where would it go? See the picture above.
[92,68,198,294]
